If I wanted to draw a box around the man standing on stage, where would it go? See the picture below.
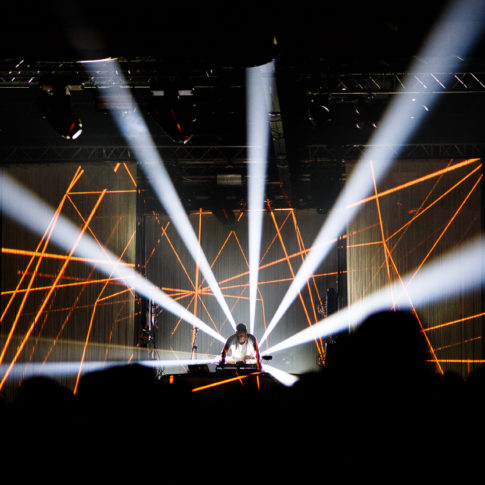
[220,323,261,369]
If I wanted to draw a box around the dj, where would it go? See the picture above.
[220,323,261,368]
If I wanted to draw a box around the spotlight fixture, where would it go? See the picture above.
[354,98,379,130]
[307,93,333,127]
[409,96,431,120]
[150,81,196,144]
[38,84,83,140]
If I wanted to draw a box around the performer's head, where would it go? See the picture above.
[236,323,248,344]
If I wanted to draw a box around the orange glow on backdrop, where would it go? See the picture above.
[1,156,482,391]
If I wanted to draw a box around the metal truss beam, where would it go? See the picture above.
[0,144,249,164]
[2,143,483,165]
[304,71,485,97]
[0,58,245,89]
[306,143,485,161]
[1,57,485,94]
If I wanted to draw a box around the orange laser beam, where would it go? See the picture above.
[370,159,395,307]
[433,336,482,352]
[0,189,107,391]
[1,276,133,295]
[171,294,197,336]
[401,173,482,292]
[191,372,262,392]
[74,218,136,394]
[66,195,135,298]
[291,210,325,357]
[383,239,444,374]
[267,202,321,356]
[1,248,135,267]
[210,230,235,271]
[145,220,170,267]
[196,293,226,334]
[0,171,84,364]
[291,210,319,321]
[346,241,383,248]
[232,231,250,269]
[42,215,130,366]
[68,190,137,195]
[259,210,293,265]
[387,164,482,242]
[425,359,485,363]
[424,312,485,332]
[191,209,203,358]
[158,218,196,291]
[201,238,339,292]
[347,158,481,208]
[386,159,456,250]
[96,288,133,303]
[0,166,83,323]
[123,162,137,188]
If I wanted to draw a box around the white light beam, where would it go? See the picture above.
[0,358,220,380]
[262,363,299,387]
[247,61,275,334]
[84,61,237,330]
[259,0,485,346]
[262,235,485,355]
[0,170,226,345]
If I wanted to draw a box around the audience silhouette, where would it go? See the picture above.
[1,309,483,468]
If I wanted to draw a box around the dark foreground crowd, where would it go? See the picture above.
[1,310,484,475]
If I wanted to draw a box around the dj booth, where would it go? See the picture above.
[215,362,260,374]
[160,361,280,392]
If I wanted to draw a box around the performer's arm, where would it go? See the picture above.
[220,336,233,365]
[253,337,262,370]
[254,341,261,370]
[245,335,261,368]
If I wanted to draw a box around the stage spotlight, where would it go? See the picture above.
[150,82,196,144]
[38,84,83,140]
[409,96,431,120]
[354,98,379,130]
[307,93,333,127]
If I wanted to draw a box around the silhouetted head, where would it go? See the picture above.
[357,310,429,371]
[326,310,431,379]
[13,376,74,417]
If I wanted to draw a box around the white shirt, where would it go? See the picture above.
[223,334,259,364]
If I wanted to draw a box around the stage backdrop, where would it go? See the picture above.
[1,160,341,397]
[3,157,480,396]
[0,162,137,397]
[143,207,341,375]
[345,157,483,378]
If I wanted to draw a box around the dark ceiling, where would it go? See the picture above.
[3,1,480,62]
[1,0,485,214]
